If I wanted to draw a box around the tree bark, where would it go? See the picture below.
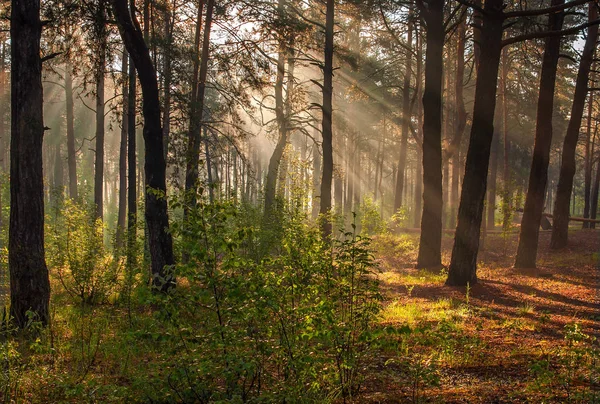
[487,125,499,230]
[591,143,600,227]
[111,0,175,291]
[117,49,128,249]
[94,2,106,220]
[394,21,413,213]
[127,52,137,267]
[162,5,174,162]
[10,0,51,327]
[65,65,77,200]
[416,0,444,269]
[264,3,290,218]
[319,0,335,238]
[515,0,565,268]
[450,14,467,229]
[414,28,423,229]
[446,0,504,286]
[185,0,214,209]
[312,129,321,219]
[582,65,595,227]
[551,3,598,248]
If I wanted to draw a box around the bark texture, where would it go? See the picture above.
[550,3,598,248]
[446,0,504,286]
[9,0,51,327]
[319,0,335,238]
[416,0,444,269]
[111,0,175,291]
[515,0,565,268]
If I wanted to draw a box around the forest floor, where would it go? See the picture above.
[363,229,600,403]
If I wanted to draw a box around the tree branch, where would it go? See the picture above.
[504,0,590,18]
[502,18,600,47]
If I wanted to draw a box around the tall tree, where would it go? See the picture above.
[450,12,467,229]
[264,0,291,219]
[416,0,444,269]
[93,0,107,220]
[394,19,413,213]
[446,0,504,286]
[117,49,128,248]
[550,2,598,247]
[582,65,594,226]
[127,51,137,267]
[9,0,51,326]
[515,0,565,268]
[185,0,214,210]
[319,0,335,238]
[64,65,77,200]
[110,0,175,291]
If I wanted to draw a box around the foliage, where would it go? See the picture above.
[134,194,384,402]
[47,199,122,305]
[359,195,387,236]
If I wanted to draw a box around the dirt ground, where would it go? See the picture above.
[362,229,600,403]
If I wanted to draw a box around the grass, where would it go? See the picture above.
[361,230,600,403]
[380,297,470,326]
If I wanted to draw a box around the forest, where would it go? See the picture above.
[1,0,600,401]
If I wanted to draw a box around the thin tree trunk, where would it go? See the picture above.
[582,65,595,227]
[264,6,290,218]
[312,130,321,219]
[591,141,600,228]
[94,3,106,220]
[117,49,128,249]
[446,0,504,286]
[394,20,413,212]
[111,0,175,291]
[162,5,174,162]
[127,52,137,268]
[204,127,214,203]
[10,0,50,327]
[414,28,423,229]
[551,3,598,248]
[450,14,467,229]
[487,127,499,230]
[319,0,334,238]
[185,0,214,209]
[65,65,77,200]
[417,0,444,269]
[515,0,565,268]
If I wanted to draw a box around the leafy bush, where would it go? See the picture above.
[151,195,383,402]
[47,199,122,305]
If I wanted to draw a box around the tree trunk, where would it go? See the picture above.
[446,0,504,286]
[10,0,50,327]
[117,49,128,249]
[319,0,334,238]
[414,28,423,229]
[487,128,499,230]
[582,66,595,227]
[264,5,290,218]
[111,0,175,291]
[53,142,64,196]
[591,147,600,227]
[450,14,467,229]
[515,0,565,268]
[551,3,598,247]
[416,0,444,269]
[162,6,174,162]
[65,65,77,200]
[94,3,106,220]
[127,52,137,268]
[185,0,214,209]
[394,21,413,213]
[312,129,321,219]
